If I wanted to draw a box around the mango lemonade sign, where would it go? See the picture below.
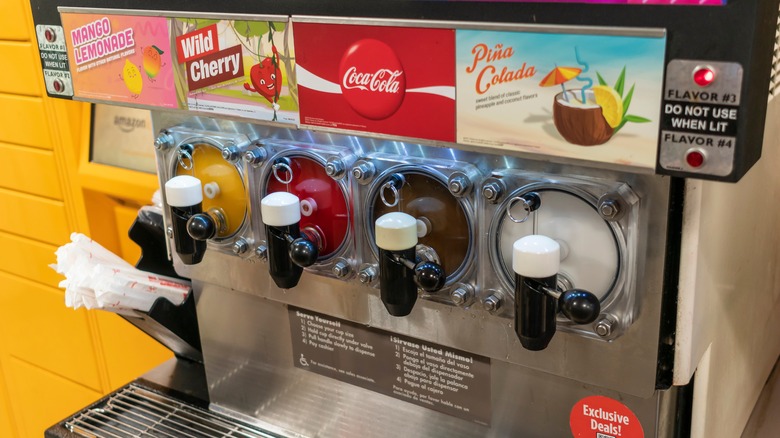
[61,13,178,107]
[456,30,666,169]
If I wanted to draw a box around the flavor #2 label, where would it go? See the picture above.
[456,30,666,168]
[60,13,177,107]
[171,18,298,124]
[295,23,456,142]
[288,307,491,425]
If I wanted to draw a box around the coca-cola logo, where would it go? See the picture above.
[339,39,406,120]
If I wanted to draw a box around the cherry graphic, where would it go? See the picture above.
[245,47,281,103]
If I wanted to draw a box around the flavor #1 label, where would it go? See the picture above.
[60,13,177,107]
[456,30,666,168]
[295,23,456,142]
[171,18,298,124]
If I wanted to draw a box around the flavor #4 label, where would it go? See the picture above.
[456,30,666,168]
[172,18,298,124]
[295,22,456,142]
[61,13,177,107]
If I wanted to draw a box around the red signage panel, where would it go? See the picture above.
[295,22,456,142]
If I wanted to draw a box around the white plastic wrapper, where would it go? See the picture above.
[51,233,190,312]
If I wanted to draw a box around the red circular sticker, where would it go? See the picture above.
[339,39,406,120]
[570,396,644,438]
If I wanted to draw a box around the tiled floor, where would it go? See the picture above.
[742,360,780,437]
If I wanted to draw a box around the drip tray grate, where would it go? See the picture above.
[65,384,278,438]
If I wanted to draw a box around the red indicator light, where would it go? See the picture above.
[52,79,63,93]
[44,28,56,43]
[685,150,705,168]
[693,67,716,87]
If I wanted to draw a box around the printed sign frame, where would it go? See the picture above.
[455,25,667,169]
[58,8,300,126]
[293,16,458,143]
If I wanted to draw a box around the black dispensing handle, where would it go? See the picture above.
[413,261,446,292]
[515,276,600,351]
[267,224,302,289]
[170,204,206,265]
[266,223,319,289]
[558,289,600,325]
[288,236,319,268]
[379,249,446,317]
[379,248,417,317]
[186,213,217,241]
[515,275,558,351]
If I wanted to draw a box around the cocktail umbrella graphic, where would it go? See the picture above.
[539,66,582,102]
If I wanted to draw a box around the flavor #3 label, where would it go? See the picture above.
[171,18,298,124]
[61,13,178,107]
[295,23,456,142]
[456,30,666,169]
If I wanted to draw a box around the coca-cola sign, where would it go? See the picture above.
[342,68,403,93]
[339,39,406,120]
[295,22,455,142]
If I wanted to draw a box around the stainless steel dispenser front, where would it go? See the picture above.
[152,110,673,436]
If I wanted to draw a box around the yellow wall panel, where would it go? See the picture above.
[0,272,102,391]
[0,0,31,41]
[114,204,143,264]
[4,357,100,438]
[0,188,68,245]
[0,42,40,96]
[80,162,159,203]
[0,143,61,199]
[0,94,50,149]
[0,231,60,288]
[95,313,173,390]
[82,191,122,256]
[0,363,17,438]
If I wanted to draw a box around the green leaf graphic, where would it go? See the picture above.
[624,114,651,123]
[596,72,607,87]
[233,21,269,38]
[614,66,626,97]
[179,18,220,29]
[622,84,635,117]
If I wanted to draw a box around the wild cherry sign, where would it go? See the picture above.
[295,22,456,142]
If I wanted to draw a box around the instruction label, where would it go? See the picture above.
[35,25,73,97]
[658,60,742,176]
[288,307,491,425]
[661,102,738,137]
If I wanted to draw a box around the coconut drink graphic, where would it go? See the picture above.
[551,87,618,146]
[543,49,651,146]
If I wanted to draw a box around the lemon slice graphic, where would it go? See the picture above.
[592,85,623,128]
[122,59,143,95]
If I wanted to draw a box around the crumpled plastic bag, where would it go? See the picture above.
[51,233,190,313]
